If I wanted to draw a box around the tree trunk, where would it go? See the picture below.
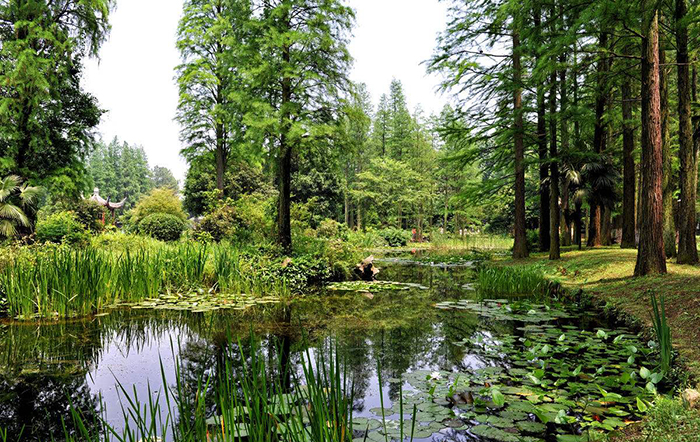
[635,8,667,276]
[588,32,608,247]
[560,44,571,247]
[534,8,550,252]
[549,70,560,260]
[512,30,529,259]
[277,35,293,253]
[621,75,637,248]
[575,201,583,249]
[676,0,698,264]
[659,44,676,257]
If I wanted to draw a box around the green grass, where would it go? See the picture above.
[0,242,289,319]
[476,265,549,299]
[616,396,700,442]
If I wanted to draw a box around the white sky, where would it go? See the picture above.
[82,0,449,182]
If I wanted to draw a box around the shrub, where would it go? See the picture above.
[73,199,107,232]
[526,229,539,253]
[378,228,411,247]
[139,213,186,242]
[130,188,186,227]
[36,211,88,244]
[197,205,238,242]
[317,218,347,240]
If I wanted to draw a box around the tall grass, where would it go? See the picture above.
[650,293,673,373]
[430,233,514,251]
[0,243,285,319]
[476,265,549,298]
[57,336,392,442]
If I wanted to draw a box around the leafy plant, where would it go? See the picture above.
[650,293,673,373]
[139,213,187,242]
[378,228,411,247]
[35,211,88,244]
[0,175,41,238]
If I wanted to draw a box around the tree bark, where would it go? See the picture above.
[549,70,560,260]
[635,8,667,276]
[534,7,550,252]
[659,44,676,257]
[277,31,293,253]
[676,0,698,264]
[512,29,529,259]
[621,75,637,248]
[588,32,608,247]
[560,44,571,247]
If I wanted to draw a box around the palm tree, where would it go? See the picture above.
[0,175,41,238]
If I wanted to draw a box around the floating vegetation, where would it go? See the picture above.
[434,299,575,322]
[376,256,476,268]
[327,280,429,292]
[119,292,280,313]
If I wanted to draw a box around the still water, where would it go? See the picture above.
[0,262,654,442]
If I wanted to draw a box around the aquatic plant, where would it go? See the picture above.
[475,265,549,299]
[650,293,673,373]
[0,243,290,319]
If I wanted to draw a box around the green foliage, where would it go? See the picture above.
[476,265,549,298]
[87,138,153,210]
[0,175,41,238]
[139,213,187,242]
[526,230,540,253]
[72,199,107,232]
[35,212,87,244]
[626,396,700,442]
[150,165,179,192]
[0,1,110,187]
[378,228,411,247]
[317,219,348,240]
[196,204,238,242]
[651,293,673,373]
[129,188,187,227]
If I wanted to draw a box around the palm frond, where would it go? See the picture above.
[0,219,17,238]
[0,203,30,227]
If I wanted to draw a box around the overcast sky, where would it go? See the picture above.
[82,0,449,182]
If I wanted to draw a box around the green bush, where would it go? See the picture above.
[139,213,186,242]
[317,218,348,240]
[73,199,107,232]
[130,188,187,227]
[526,229,539,253]
[36,211,88,244]
[378,228,411,247]
[197,204,238,242]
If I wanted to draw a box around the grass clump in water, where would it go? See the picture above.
[476,265,549,298]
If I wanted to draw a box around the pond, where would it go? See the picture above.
[0,259,662,442]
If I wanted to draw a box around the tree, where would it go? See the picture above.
[176,0,249,192]
[675,0,698,264]
[240,0,354,252]
[151,166,179,192]
[87,139,153,210]
[0,0,111,186]
[0,175,41,238]
[635,4,667,276]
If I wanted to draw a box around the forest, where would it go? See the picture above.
[0,0,699,442]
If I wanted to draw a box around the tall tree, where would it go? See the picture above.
[151,166,179,192]
[0,0,111,190]
[242,0,354,252]
[534,3,550,252]
[635,4,667,276]
[513,27,528,259]
[176,0,249,192]
[675,0,698,264]
[621,58,637,249]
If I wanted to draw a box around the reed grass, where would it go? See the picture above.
[0,242,287,319]
[476,265,549,298]
[55,335,409,442]
[650,293,673,373]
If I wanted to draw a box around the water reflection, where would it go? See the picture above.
[0,264,602,441]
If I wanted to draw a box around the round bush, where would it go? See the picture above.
[378,228,411,247]
[139,213,186,242]
[36,211,87,244]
